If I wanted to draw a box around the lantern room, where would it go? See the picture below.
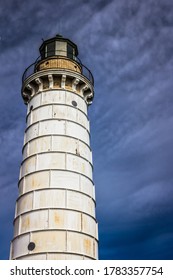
[39,34,78,60]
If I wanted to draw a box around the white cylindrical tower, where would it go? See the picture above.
[10,35,98,260]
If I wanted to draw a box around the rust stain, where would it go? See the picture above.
[22,216,30,231]
[31,178,36,188]
[84,238,91,254]
[53,212,64,228]
[20,196,29,210]
[54,213,61,225]
[31,177,40,188]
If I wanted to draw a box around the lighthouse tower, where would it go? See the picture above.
[10,35,98,260]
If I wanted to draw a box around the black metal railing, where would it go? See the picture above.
[22,51,94,85]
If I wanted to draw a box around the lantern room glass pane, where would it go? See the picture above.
[46,41,55,57]
[40,47,45,59]
[67,44,74,59]
[56,41,67,56]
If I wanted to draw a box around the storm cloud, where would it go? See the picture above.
[0,0,173,259]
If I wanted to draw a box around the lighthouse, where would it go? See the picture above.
[10,35,98,260]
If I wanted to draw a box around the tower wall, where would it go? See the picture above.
[10,36,98,260]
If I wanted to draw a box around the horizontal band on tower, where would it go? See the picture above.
[22,134,92,153]
[11,229,98,260]
[16,187,96,203]
[11,228,98,243]
[13,209,98,240]
[18,168,95,186]
[13,207,98,224]
[26,106,89,132]
[26,102,89,120]
[15,189,96,219]
[25,117,90,135]
[14,252,96,260]
[28,88,89,107]
[20,150,93,169]
[20,152,93,180]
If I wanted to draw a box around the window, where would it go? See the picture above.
[56,41,66,56]
[46,41,55,57]
[40,47,45,59]
[67,43,74,59]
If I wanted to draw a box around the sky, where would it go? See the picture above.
[0,0,173,260]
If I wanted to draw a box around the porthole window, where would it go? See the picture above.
[28,242,35,251]
[72,100,77,107]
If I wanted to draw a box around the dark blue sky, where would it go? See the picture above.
[0,0,173,260]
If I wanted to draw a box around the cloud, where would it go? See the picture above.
[0,0,173,259]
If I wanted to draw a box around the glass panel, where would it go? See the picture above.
[40,47,45,59]
[46,41,55,57]
[56,41,67,56]
[67,44,74,59]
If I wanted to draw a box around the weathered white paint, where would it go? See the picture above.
[10,38,98,260]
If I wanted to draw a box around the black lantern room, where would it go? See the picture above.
[39,34,78,61]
